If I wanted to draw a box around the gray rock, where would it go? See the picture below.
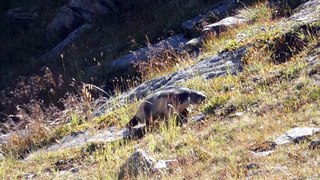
[45,0,116,45]
[118,149,155,180]
[288,0,320,26]
[252,150,274,158]
[122,46,246,101]
[36,23,94,64]
[0,153,4,160]
[182,0,237,32]
[95,46,246,114]
[45,6,85,45]
[5,7,38,27]
[110,34,188,68]
[24,172,36,179]
[154,159,178,171]
[45,124,146,152]
[189,113,206,124]
[274,127,320,145]
[203,16,247,37]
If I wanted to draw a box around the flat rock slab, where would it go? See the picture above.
[182,0,237,31]
[110,34,188,68]
[123,47,245,101]
[94,47,246,115]
[47,124,146,151]
[274,127,320,145]
[203,16,247,36]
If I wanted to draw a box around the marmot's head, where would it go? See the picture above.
[177,89,206,104]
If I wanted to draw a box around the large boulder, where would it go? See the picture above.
[45,0,117,45]
[5,7,38,29]
[94,47,246,115]
[118,149,156,180]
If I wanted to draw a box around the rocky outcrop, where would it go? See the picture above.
[118,149,178,179]
[110,34,188,68]
[5,7,38,28]
[274,127,320,145]
[203,16,247,37]
[182,0,237,34]
[118,149,155,180]
[94,47,246,115]
[45,0,118,45]
[37,23,94,64]
[116,47,246,104]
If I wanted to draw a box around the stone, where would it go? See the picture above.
[189,113,206,124]
[118,149,155,180]
[95,47,246,114]
[154,159,178,170]
[274,127,320,145]
[288,0,320,26]
[45,6,85,45]
[252,150,274,158]
[36,23,94,64]
[45,0,118,45]
[24,172,36,179]
[309,140,320,150]
[110,34,188,68]
[5,7,38,28]
[182,0,237,32]
[203,16,247,37]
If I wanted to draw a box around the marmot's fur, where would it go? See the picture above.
[126,88,206,129]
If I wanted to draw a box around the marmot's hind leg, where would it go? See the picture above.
[176,109,189,126]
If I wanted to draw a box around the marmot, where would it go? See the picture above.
[126,87,206,129]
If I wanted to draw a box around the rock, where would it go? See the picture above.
[110,34,188,68]
[189,113,206,124]
[252,150,274,158]
[24,172,36,179]
[274,127,320,145]
[38,124,146,153]
[45,7,85,45]
[36,23,94,64]
[309,140,320,150]
[0,153,4,160]
[288,0,320,26]
[45,0,117,45]
[124,46,245,101]
[118,149,155,180]
[203,16,247,37]
[154,159,178,171]
[184,36,204,54]
[5,7,38,28]
[182,0,237,33]
[95,46,246,114]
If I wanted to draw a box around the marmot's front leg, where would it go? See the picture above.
[176,109,189,126]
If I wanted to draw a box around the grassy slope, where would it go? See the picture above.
[1,2,320,179]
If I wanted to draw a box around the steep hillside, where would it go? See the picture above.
[0,0,320,179]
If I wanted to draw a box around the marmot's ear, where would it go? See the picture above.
[126,116,139,128]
